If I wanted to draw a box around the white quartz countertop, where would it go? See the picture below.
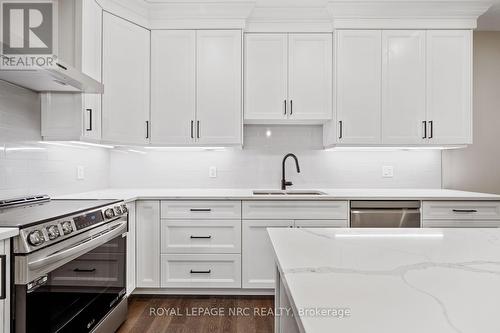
[268,228,500,333]
[54,188,500,202]
[0,227,19,240]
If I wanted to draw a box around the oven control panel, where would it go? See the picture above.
[16,203,128,254]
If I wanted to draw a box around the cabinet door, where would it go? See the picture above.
[288,34,333,121]
[0,239,10,333]
[81,94,101,141]
[151,30,196,145]
[336,30,382,144]
[382,31,426,144]
[244,34,288,121]
[102,13,150,145]
[426,30,472,145]
[196,30,242,145]
[126,202,136,295]
[81,0,102,81]
[136,201,160,288]
[242,220,293,289]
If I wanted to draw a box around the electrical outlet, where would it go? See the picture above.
[209,166,217,178]
[382,166,394,178]
[77,166,85,180]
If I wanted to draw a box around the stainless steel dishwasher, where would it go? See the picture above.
[350,201,421,228]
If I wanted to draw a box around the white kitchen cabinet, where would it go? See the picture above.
[102,13,150,145]
[426,30,472,145]
[244,34,288,121]
[288,34,332,121]
[0,239,10,333]
[336,30,382,144]
[196,30,242,145]
[242,220,293,289]
[126,202,136,295]
[161,200,241,219]
[381,30,426,144]
[244,33,332,124]
[151,30,196,145]
[150,30,242,146]
[136,201,160,288]
[41,0,102,141]
[294,219,349,228]
[242,201,349,220]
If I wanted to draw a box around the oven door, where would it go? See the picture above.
[14,218,127,333]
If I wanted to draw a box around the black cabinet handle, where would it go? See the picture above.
[190,208,212,212]
[452,209,478,213]
[86,108,93,131]
[428,120,434,139]
[339,121,343,139]
[290,100,293,115]
[197,121,200,139]
[146,121,149,139]
[422,121,427,139]
[191,121,194,139]
[0,254,5,300]
[284,100,287,115]
[190,235,212,239]
[73,268,96,273]
[190,269,211,274]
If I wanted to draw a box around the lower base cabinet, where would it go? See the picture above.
[136,201,161,288]
[126,202,136,295]
[242,220,293,289]
[161,254,241,288]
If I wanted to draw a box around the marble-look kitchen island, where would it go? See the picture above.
[268,228,500,333]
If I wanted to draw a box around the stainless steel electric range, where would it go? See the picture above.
[0,195,129,333]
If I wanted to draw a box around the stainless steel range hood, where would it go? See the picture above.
[0,56,103,93]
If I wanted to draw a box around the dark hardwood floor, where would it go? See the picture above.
[117,296,274,333]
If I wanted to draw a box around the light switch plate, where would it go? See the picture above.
[77,166,85,180]
[382,166,394,178]
[209,166,217,178]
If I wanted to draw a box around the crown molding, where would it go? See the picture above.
[327,1,493,29]
[246,7,333,32]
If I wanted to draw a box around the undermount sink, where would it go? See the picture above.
[252,190,327,196]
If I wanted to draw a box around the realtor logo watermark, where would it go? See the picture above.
[1,1,56,69]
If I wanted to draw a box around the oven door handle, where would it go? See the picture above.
[28,221,127,271]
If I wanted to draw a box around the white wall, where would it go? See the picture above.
[109,125,442,189]
[442,32,500,194]
[0,81,110,198]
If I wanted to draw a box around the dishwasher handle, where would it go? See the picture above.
[350,208,421,228]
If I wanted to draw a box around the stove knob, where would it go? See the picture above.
[47,225,60,240]
[121,205,128,213]
[28,230,45,246]
[115,206,122,214]
[104,208,115,219]
[61,221,73,235]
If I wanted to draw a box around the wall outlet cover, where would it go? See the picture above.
[209,166,217,178]
[77,166,85,180]
[382,166,394,178]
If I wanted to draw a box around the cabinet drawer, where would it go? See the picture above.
[242,201,348,220]
[161,254,241,288]
[161,201,241,219]
[423,201,500,220]
[294,219,349,228]
[161,219,241,254]
[422,219,500,228]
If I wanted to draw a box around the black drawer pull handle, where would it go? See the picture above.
[190,208,212,212]
[190,269,211,274]
[74,268,96,273]
[452,209,478,213]
[0,254,5,300]
[190,235,212,239]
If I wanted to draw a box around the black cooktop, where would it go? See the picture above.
[0,199,121,229]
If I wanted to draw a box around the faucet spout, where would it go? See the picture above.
[281,153,301,190]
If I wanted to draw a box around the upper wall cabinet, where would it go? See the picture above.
[41,0,102,141]
[426,30,472,145]
[336,30,382,144]
[244,33,332,124]
[151,30,242,146]
[325,29,472,147]
[102,13,150,145]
